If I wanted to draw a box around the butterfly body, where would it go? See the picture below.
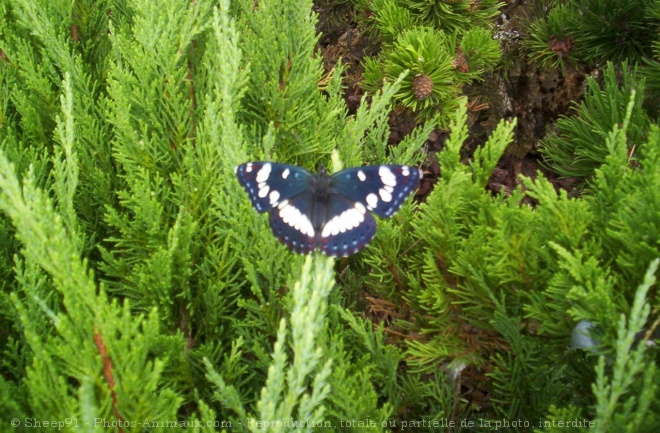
[235,162,421,257]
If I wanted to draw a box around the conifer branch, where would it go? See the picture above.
[592,259,658,432]
[93,329,125,432]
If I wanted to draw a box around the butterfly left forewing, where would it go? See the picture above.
[331,165,422,218]
[235,162,313,212]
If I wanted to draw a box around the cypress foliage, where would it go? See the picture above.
[361,99,659,429]
[0,0,423,430]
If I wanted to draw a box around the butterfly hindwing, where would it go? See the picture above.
[318,194,377,257]
[268,192,316,255]
[235,162,313,212]
[330,165,422,217]
[268,192,376,257]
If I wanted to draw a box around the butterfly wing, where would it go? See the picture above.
[317,194,377,257]
[331,165,422,218]
[268,192,317,255]
[268,191,376,257]
[235,162,313,212]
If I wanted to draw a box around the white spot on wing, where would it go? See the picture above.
[321,204,365,238]
[255,163,272,183]
[282,168,290,179]
[366,193,378,209]
[246,163,253,173]
[402,166,410,177]
[321,219,335,238]
[379,166,397,187]
[357,170,366,181]
[269,190,280,205]
[350,207,364,224]
[258,185,270,198]
[302,216,315,237]
[379,188,392,202]
[280,204,294,223]
[278,203,315,237]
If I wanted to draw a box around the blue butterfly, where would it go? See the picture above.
[235,162,422,257]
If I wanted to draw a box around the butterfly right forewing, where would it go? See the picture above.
[330,165,422,218]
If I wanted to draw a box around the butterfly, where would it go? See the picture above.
[235,162,422,257]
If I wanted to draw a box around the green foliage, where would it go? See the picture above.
[315,0,355,33]
[207,255,338,432]
[540,62,650,178]
[353,0,501,38]
[356,0,502,122]
[590,259,658,432]
[522,0,660,70]
[487,306,576,424]
[0,149,183,430]
[1,0,660,431]
[370,0,420,43]
[458,27,502,79]
[359,98,660,428]
[361,25,502,121]
[522,4,580,73]
[572,0,659,65]
[383,27,458,114]
[236,0,336,164]
[640,37,660,117]
[594,124,660,285]
[406,0,502,34]
[0,0,433,429]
